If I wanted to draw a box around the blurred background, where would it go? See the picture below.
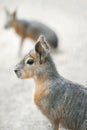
[0,0,87,130]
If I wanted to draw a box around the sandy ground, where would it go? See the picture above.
[0,0,87,130]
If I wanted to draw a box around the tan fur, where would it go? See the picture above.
[14,25,23,36]
[14,24,37,40]
[34,76,47,104]
[33,76,50,116]
[21,72,32,79]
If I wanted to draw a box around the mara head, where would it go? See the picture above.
[14,35,50,79]
[4,8,17,29]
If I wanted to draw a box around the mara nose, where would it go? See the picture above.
[14,68,21,78]
[14,69,19,74]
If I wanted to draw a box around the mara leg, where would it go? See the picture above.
[51,120,60,130]
[52,124,59,130]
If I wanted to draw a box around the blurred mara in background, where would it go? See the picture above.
[4,8,58,56]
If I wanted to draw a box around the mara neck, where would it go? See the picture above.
[34,56,60,84]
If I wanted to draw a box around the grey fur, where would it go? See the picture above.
[14,35,87,130]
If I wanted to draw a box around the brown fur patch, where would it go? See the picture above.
[27,33,37,41]
[33,76,49,115]
[54,118,60,125]
[14,25,23,36]
[21,72,33,79]
[52,119,60,130]
[14,24,37,40]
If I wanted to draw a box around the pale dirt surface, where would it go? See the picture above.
[0,0,87,130]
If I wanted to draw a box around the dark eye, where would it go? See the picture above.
[26,59,34,65]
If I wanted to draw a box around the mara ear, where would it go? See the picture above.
[4,7,10,16]
[12,9,17,19]
[35,35,49,64]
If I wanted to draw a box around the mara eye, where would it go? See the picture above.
[26,59,34,65]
